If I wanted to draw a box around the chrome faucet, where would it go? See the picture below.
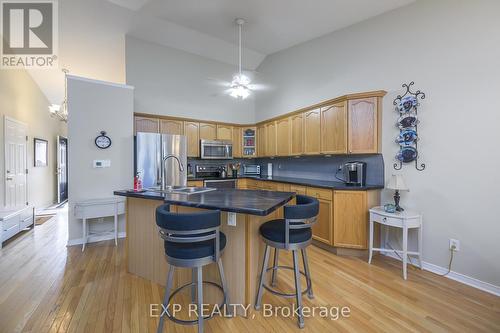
[161,154,185,190]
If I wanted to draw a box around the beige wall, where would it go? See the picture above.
[0,70,67,209]
[254,0,500,287]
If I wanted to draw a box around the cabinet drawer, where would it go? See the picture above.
[289,185,307,195]
[3,215,20,230]
[306,187,333,201]
[20,216,33,229]
[2,223,19,241]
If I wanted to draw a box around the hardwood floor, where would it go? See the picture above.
[0,209,499,333]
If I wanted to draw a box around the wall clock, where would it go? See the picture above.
[95,131,112,149]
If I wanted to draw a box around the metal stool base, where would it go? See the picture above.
[163,281,226,325]
[262,265,311,298]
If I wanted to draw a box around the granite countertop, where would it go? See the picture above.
[188,175,383,190]
[114,188,294,216]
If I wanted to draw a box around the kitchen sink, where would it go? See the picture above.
[147,186,216,195]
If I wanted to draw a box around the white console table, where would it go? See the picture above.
[368,206,423,280]
[74,197,125,251]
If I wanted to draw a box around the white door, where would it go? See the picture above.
[4,117,28,207]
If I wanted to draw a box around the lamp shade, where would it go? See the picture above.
[386,174,409,191]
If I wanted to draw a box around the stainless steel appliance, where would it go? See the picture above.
[203,179,237,189]
[243,164,261,176]
[200,139,233,159]
[195,165,223,178]
[342,161,367,186]
[135,132,187,189]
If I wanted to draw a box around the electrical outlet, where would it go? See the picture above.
[449,238,460,251]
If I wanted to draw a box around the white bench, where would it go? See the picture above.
[0,206,34,249]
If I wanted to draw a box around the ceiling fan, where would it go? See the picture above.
[208,18,269,99]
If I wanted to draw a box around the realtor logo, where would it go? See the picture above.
[1,0,58,68]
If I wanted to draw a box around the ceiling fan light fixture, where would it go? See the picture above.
[229,18,251,100]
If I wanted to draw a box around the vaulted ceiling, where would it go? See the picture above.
[27,0,415,104]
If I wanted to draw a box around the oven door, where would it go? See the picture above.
[200,140,233,159]
[204,179,237,189]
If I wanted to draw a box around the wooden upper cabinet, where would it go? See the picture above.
[333,190,368,249]
[184,121,200,157]
[290,114,304,156]
[134,116,159,134]
[303,109,321,155]
[159,119,183,135]
[199,123,217,140]
[217,125,233,141]
[266,122,277,157]
[276,118,291,156]
[232,127,242,158]
[321,102,347,154]
[257,125,267,157]
[348,97,379,154]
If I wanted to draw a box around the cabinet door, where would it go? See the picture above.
[232,127,242,158]
[306,187,333,245]
[266,122,277,157]
[321,102,347,154]
[217,125,233,140]
[303,109,321,155]
[290,114,304,156]
[257,125,267,157]
[134,116,159,134]
[160,119,183,135]
[276,118,291,156]
[184,122,200,157]
[333,190,368,249]
[199,123,217,140]
[348,97,379,154]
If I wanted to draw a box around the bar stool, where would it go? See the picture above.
[155,204,230,333]
[255,195,319,328]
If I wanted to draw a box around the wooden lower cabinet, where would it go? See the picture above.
[333,190,379,249]
[306,187,333,245]
[187,180,204,187]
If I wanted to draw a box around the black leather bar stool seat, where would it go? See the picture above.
[255,195,319,329]
[164,232,227,259]
[156,205,230,333]
[260,221,312,244]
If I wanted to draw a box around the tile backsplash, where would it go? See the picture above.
[188,154,384,185]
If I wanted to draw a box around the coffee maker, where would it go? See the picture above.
[342,161,367,186]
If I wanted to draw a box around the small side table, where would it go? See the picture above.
[368,206,423,280]
[74,197,125,251]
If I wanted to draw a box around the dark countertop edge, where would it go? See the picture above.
[187,176,384,190]
[114,190,294,216]
[163,193,294,216]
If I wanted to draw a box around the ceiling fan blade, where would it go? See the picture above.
[206,77,232,88]
[247,83,272,91]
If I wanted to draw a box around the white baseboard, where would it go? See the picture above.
[66,232,126,247]
[382,252,500,297]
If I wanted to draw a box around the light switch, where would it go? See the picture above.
[93,160,111,168]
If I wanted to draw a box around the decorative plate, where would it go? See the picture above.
[396,129,418,146]
[398,114,419,129]
[397,95,418,113]
[396,146,418,163]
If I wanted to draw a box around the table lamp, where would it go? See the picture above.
[386,174,409,211]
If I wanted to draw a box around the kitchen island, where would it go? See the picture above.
[114,188,294,315]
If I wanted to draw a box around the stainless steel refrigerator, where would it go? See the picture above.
[135,132,187,189]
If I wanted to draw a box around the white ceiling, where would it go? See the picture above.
[27,0,415,104]
[139,0,415,54]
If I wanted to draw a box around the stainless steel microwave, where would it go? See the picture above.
[243,164,261,176]
[200,140,233,159]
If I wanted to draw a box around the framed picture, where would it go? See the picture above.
[34,138,48,167]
